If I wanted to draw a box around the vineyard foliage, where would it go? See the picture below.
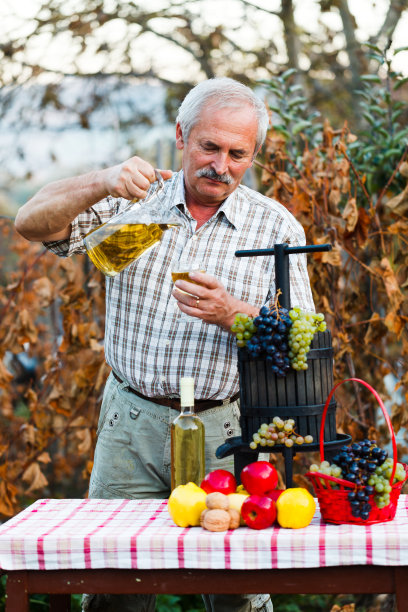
[1,45,408,516]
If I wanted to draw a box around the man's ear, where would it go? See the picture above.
[175,123,184,150]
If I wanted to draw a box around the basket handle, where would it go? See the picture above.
[320,378,397,485]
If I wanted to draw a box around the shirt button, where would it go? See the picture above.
[161,376,166,382]
[166,340,170,346]
[224,421,231,429]
[191,234,197,241]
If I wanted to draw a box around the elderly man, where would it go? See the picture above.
[15,77,314,612]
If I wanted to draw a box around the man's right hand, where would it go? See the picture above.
[15,156,173,243]
[103,157,173,201]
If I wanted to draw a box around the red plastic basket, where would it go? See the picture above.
[306,378,408,525]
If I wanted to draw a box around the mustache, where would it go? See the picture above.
[195,167,233,184]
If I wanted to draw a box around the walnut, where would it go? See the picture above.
[200,509,208,527]
[202,509,231,532]
[227,508,240,529]
[206,492,229,511]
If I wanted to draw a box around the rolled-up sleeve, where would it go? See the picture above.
[43,196,126,257]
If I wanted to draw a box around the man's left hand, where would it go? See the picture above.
[172,272,256,330]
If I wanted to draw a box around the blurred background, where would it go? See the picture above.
[1,0,407,208]
[1,2,408,609]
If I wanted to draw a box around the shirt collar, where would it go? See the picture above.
[169,170,244,231]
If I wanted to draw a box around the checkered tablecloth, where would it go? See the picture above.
[1,496,408,571]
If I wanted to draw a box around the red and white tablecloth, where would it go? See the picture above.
[1,496,408,572]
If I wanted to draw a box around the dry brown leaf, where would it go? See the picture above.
[37,452,51,464]
[364,312,387,345]
[379,258,404,311]
[76,428,92,454]
[32,276,55,308]
[385,183,408,216]
[20,423,36,447]
[0,358,13,385]
[355,206,370,246]
[18,308,38,344]
[275,171,294,193]
[0,480,19,517]
[384,311,405,337]
[22,462,48,493]
[388,219,408,234]
[321,242,342,266]
[391,403,408,434]
[400,161,408,177]
[58,257,80,283]
[70,415,87,427]
[47,382,65,402]
[328,187,341,213]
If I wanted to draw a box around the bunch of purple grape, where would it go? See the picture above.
[245,305,292,378]
[333,440,389,520]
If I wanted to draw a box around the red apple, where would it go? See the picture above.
[240,461,278,496]
[200,469,237,495]
[241,494,277,530]
[267,489,284,502]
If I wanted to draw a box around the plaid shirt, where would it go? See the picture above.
[45,170,314,400]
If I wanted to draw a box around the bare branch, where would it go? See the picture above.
[370,0,408,45]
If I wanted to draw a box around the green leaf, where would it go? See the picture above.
[369,105,386,116]
[289,84,304,93]
[292,120,313,135]
[383,148,403,160]
[355,89,371,101]
[363,42,383,53]
[394,76,408,90]
[367,52,384,64]
[269,89,284,99]
[361,74,382,83]
[362,112,377,126]
[288,96,307,108]
[360,145,377,154]
[394,46,408,54]
[393,128,408,141]
[281,68,298,81]
[274,125,290,139]
[392,109,403,122]
[377,127,390,139]
[282,112,294,123]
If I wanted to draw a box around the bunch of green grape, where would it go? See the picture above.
[249,416,314,450]
[288,307,327,370]
[370,457,407,509]
[309,441,407,519]
[230,313,257,348]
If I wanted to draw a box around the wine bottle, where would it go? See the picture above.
[171,377,205,490]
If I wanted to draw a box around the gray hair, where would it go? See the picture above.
[175,77,270,153]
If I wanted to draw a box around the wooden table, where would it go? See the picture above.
[2,497,408,611]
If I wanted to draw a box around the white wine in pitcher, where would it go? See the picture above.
[86,222,179,277]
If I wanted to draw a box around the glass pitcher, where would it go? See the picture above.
[83,170,182,277]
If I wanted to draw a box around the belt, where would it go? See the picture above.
[112,371,239,413]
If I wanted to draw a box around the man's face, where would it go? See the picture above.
[176,103,259,208]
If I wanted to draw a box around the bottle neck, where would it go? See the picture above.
[180,376,195,413]
[180,403,195,415]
